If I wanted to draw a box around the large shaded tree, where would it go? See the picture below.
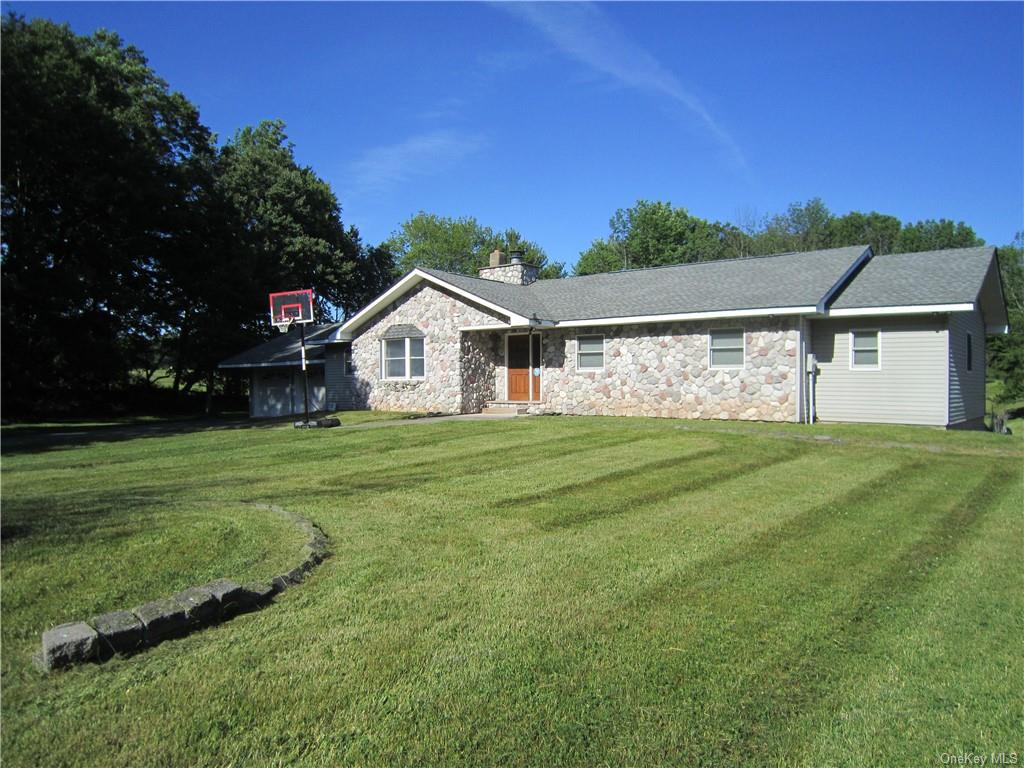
[1,17,394,414]
[1,14,213,410]
[164,120,396,396]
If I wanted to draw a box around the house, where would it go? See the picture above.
[221,244,1008,428]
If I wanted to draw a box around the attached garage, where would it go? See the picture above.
[219,324,339,418]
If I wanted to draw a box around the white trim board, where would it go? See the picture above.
[827,303,974,317]
[557,306,817,329]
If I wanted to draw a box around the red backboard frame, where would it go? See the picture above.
[269,289,314,327]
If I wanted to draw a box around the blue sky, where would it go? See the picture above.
[9,2,1024,267]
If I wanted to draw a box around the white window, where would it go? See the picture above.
[850,329,880,369]
[381,337,425,380]
[966,333,973,372]
[341,348,354,375]
[576,335,604,370]
[709,329,745,368]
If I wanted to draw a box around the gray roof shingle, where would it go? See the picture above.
[219,323,340,368]
[828,246,996,309]
[427,245,869,322]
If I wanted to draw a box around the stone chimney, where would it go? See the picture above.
[477,248,539,286]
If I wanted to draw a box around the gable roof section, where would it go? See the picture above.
[827,246,1007,328]
[218,324,339,369]
[338,268,533,337]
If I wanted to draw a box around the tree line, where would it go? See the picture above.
[574,198,990,274]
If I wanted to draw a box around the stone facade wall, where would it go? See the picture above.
[476,263,539,285]
[527,319,799,421]
[460,332,501,412]
[350,283,505,413]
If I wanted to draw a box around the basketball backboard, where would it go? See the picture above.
[269,289,314,330]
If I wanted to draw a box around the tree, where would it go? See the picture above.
[385,213,561,278]
[575,239,627,276]
[894,219,984,253]
[988,233,1024,402]
[168,120,389,397]
[0,16,390,415]
[827,211,902,254]
[575,200,733,275]
[750,198,833,255]
[1,14,213,412]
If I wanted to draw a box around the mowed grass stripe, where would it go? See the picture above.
[603,459,1017,766]
[512,439,809,529]
[260,452,914,766]
[309,428,665,501]
[797,466,1023,765]
[354,454,999,765]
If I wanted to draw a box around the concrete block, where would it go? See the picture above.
[90,610,144,657]
[42,622,99,670]
[133,598,188,645]
[241,581,276,606]
[202,578,248,618]
[174,586,219,628]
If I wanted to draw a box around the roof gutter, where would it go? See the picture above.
[552,306,816,329]
[825,303,975,317]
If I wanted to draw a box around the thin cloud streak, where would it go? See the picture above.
[504,2,745,169]
[347,130,486,196]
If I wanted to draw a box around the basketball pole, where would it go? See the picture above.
[300,321,311,426]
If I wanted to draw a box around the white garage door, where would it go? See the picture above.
[252,369,326,418]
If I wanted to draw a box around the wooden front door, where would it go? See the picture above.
[507,334,530,401]
[507,334,541,401]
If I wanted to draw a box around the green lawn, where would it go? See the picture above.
[2,416,1021,766]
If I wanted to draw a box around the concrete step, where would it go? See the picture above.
[481,403,529,415]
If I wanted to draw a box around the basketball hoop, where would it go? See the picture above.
[268,288,316,426]
[269,289,314,329]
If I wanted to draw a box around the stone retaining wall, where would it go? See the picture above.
[39,504,330,671]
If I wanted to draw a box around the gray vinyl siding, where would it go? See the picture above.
[810,316,948,426]
[947,310,986,426]
[324,344,358,410]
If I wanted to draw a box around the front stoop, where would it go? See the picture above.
[481,401,530,415]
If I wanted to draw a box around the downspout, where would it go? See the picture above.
[807,353,818,424]
[795,316,804,424]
